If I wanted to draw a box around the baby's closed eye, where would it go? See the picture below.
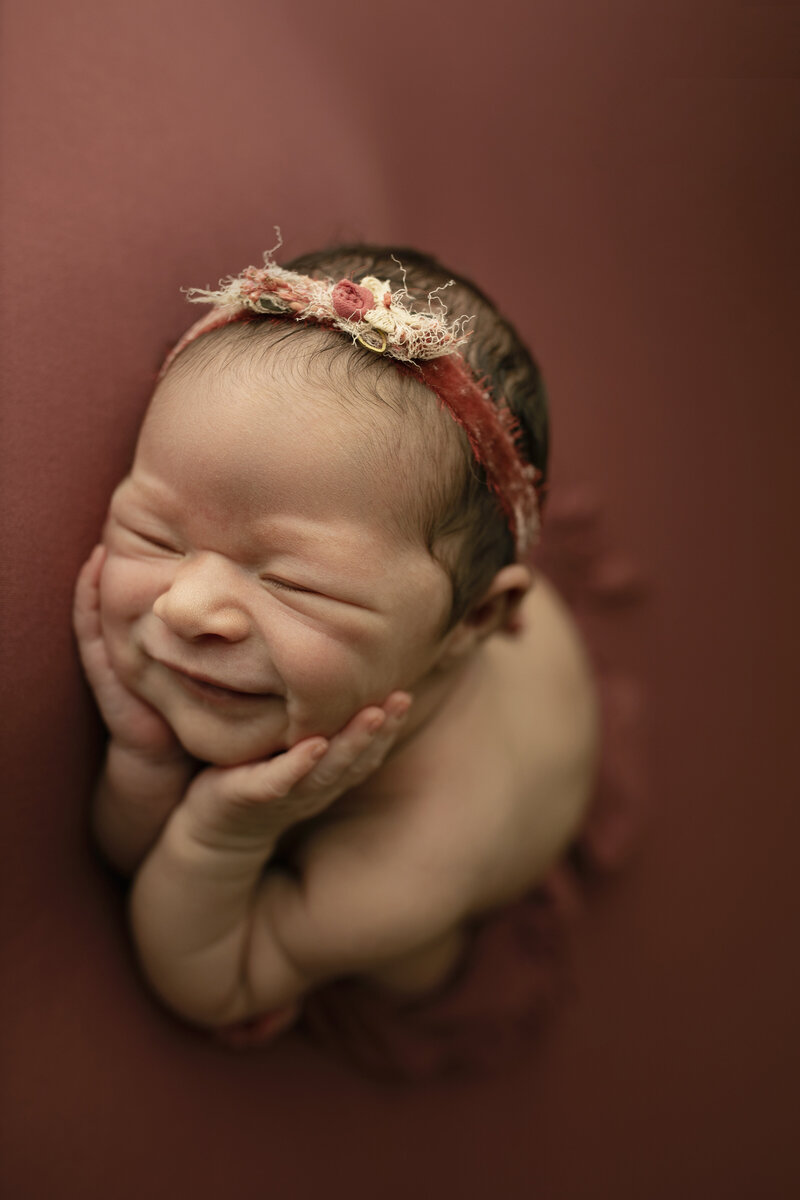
[130,529,182,554]
[260,574,365,608]
[261,576,317,595]
[109,519,184,559]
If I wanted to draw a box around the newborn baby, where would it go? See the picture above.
[73,242,599,1041]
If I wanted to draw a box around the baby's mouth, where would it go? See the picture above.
[162,662,276,705]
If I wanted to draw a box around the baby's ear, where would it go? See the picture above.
[437,564,533,666]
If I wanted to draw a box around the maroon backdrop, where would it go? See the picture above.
[2,2,797,1196]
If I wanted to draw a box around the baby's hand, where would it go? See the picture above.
[178,693,412,855]
[73,545,184,762]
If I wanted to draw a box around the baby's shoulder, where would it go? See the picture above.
[285,577,599,915]
[463,576,601,906]
[377,574,600,907]
[281,576,599,912]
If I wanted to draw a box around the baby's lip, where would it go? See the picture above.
[159,660,275,697]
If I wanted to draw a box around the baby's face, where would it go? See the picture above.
[99,350,454,765]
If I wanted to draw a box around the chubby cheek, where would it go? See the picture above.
[99,553,169,667]
[277,624,395,738]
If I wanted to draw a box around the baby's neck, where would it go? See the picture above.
[390,645,485,757]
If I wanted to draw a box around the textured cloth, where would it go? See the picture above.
[216,482,649,1081]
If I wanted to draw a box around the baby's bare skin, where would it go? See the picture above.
[74,345,599,1034]
[274,577,599,998]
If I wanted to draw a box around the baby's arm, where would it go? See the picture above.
[74,546,196,875]
[128,693,464,1030]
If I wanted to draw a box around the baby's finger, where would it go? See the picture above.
[344,695,413,777]
[301,707,385,787]
[227,737,329,805]
[304,693,412,787]
[72,545,106,643]
[382,691,414,722]
[77,543,107,595]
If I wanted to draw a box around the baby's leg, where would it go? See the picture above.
[212,929,469,1048]
[359,924,470,1000]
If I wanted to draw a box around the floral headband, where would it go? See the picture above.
[158,239,543,558]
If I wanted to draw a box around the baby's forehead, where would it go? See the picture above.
[162,319,448,433]
[149,320,466,521]
[137,335,464,576]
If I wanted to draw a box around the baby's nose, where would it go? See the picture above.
[152,555,251,642]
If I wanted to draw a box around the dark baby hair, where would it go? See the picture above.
[168,244,549,627]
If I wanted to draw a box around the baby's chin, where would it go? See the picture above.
[148,687,364,767]
[162,709,292,767]
[169,711,349,767]
[180,734,288,767]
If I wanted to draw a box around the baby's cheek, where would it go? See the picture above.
[99,556,175,688]
[99,553,169,621]
[278,626,384,732]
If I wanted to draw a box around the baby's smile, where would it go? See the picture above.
[160,661,278,705]
[98,349,455,766]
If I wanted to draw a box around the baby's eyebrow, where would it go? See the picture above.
[114,473,181,516]
[254,522,390,597]
[264,541,377,590]
[253,514,378,561]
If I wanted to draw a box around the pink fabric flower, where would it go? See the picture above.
[331,279,375,322]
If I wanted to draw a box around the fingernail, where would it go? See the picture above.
[393,696,412,718]
[366,713,385,733]
[310,740,328,760]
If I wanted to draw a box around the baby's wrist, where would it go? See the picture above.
[164,801,277,878]
[174,767,293,863]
